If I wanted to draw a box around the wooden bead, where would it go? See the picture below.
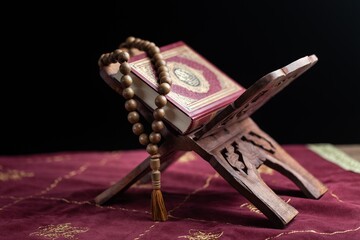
[159,71,170,79]
[149,46,160,56]
[158,83,171,95]
[155,95,167,108]
[141,40,151,51]
[126,36,135,45]
[149,132,161,144]
[160,75,172,85]
[132,123,144,135]
[146,143,158,155]
[112,49,123,60]
[153,53,163,62]
[150,158,160,170]
[152,170,160,180]
[127,111,139,124]
[155,59,166,68]
[139,133,149,145]
[137,42,145,51]
[141,40,151,50]
[102,53,111,65]
[132,38,142,48]
[152,120,164,132]
[157,65,168,74]
[128,48,136,57]
[151,173,161,189]
[109,52,118,63]
[118,42,126,49]
[147,42,156,50]
[120,62,131,75]
[114,38,173,162]
[118,51,130,63]
[122,87,134,99]
[120,75,133,88]
[125,99,137,111]
[151,154,161,159]
[98,54,106,67]
[153,108,165,120]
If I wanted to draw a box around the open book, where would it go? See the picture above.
[100,41,317,136]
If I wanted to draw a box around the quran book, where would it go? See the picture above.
[101,41,244,134]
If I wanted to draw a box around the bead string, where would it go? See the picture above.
[98,37,170,220]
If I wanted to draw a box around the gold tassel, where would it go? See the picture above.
[151,189,168,221]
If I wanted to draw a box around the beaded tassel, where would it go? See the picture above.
[150,155,168,221]
[98,36,171,221]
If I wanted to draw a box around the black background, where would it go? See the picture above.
[1,1,360,155]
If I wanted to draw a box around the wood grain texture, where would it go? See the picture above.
[94,140,183,205]
[96,55,326,227]
[95,116,327,226]
[194,55,318,139]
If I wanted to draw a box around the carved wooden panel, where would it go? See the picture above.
[215,136,267,176]
[222,143,247,173]
[97,50,326,226]
[241,131,276,155]
[195,55,318,139]
[210,135,299,227]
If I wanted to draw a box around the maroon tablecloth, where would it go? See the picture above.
[1,145,359,239]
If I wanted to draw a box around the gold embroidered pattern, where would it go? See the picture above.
[39,165,88,195]
[169,173,219,214]
[264,226,360,240]
[178,229,223,240]
[131,183,153,189]
[240,199,291,215]
[240,202,262,214]
[257,165,274,175]
[2,195,242,232]
[169,214,244,228]
[27,155,71,164]
[0,164,89,212]
[0,195,19,200]
[178,152,197,164]
[35,196,151,215]
[99,152,122,166]
[0,165,34,182]
[330,191,344,202]
[31,195,243,232]
[29,223,89,240]
[133,224,157,240]
[3,194,240,228]
[0,197,24,211]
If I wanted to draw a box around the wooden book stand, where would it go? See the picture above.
[95,55,327,227]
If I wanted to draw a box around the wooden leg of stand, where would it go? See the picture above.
[95,154,153,205]
[94,142,178,205]
[209,143,298,227]
[240,118,327,199]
